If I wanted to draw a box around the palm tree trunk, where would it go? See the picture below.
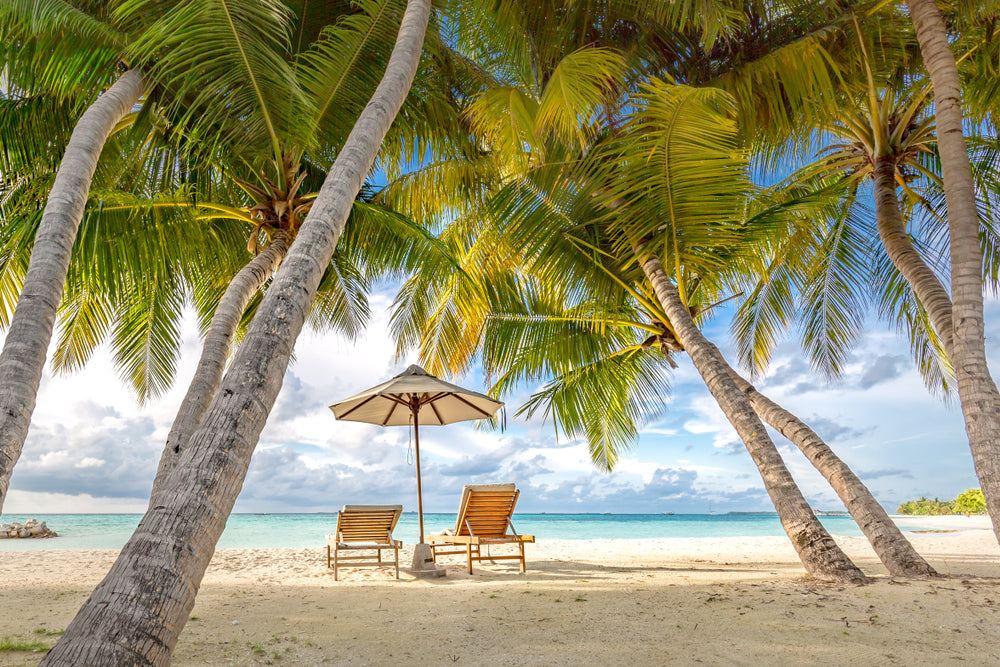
[908,0,1000,541]
[728,369,937,577]
[42,2,430,664]
[148,232,289,508]
[635,246,868,583]
[872,157,954,357]
[0,70,144,515]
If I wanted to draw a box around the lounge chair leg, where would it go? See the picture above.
[334,549,339,581]
[327,545,331,569]
[519,542,525,573]
[394,547,399,580]
[467,544,473,574]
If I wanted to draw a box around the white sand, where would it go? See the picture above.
[1,517,998,665]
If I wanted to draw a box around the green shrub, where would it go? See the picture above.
[953,488,987,515]
[897,489,988,515]
[897,497,954,515]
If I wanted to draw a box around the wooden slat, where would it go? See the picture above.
[328,505,403,581]
[457,488,519,538]
[335,507,401,544]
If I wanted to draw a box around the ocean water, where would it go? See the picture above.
[0,512,937,552]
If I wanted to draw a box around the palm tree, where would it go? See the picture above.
[43,0,432,662]
[390,18,869,580]
[596,84,900,576]
[0,0,146,513]
[431,233,934,578]
[1,126,253,403]
[906,0,1000,540]
[729,8,1000,542]
[130,0,456,501]
[1,0,453,512]
[731,84,957,386]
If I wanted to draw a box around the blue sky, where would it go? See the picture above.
[3,288,994,516]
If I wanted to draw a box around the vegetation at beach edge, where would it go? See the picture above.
[897,489,988,515]
[0,637,53,653]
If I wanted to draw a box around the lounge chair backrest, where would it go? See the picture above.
[337,505,403,543]
[453,483,518,537]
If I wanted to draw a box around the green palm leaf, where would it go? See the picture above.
[535,46,624,149]
[123,0,306,165]
[296,0,407,152]
[599,83,748,279]
[308,254,370,340]
[51,284,116,376]
[110,274,184,404]
[797,199,873,378]
[0,93,77,174]
[1,0,125,99]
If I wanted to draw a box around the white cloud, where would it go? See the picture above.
[1,291,992,515]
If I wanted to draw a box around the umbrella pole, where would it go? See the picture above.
[409,403,442,576]
[412,403,425,543]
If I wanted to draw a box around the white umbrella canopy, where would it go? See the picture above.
[329,364,504,542]
[330,364,503,426]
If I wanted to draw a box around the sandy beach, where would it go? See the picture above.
[1,517,998,666]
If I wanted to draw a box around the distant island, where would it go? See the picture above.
[897,488,987,516]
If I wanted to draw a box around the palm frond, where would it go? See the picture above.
[308,253,370,340]
[796,215,872,378]
[51,284,116,376]
[122,0,305,164]
[535,46,624,149]
[465,86,540,164]
[518,349,671,473]
[0,93,77,174]
[110,274,185,404]
[1,0,125,98]
[599,83,749,279]
[296,0,407,152]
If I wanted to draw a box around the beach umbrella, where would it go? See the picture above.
[329,364,504,544]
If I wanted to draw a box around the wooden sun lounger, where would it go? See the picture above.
[326,505,403,581]
[426,483,534,574]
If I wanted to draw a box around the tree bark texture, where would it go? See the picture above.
[148,232,289,508]
[636,247,868,583]
[908,0,1000,541]
[872,157,954,358]
[41,2,430,664]
[0,70,144,515]
[729,370,937,577]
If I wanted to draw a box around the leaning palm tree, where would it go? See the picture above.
[487,234,935,578]
[905,0,1000,539]
[0,0,148,513]
[397,122,933,578]
[390,27,868,580]
[43,0,433,662]
[1,0,457,512]
[603,86,864,582]
[731,79,959,388]
[732,15,1000,542]
[127,0,462,502]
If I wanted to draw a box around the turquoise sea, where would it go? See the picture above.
[0,512,938,551]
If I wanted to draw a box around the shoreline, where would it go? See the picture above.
[1,522,998,665]
[1,514,990,552]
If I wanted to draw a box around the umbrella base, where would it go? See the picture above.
[408,542,446,578]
